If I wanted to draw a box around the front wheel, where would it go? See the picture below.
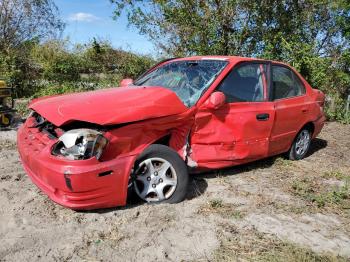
[288,128,312,160]
[132,144,189,204]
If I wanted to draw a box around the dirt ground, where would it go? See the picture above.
[0,122,349,261]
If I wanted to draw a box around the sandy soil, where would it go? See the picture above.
[0,122,349,261]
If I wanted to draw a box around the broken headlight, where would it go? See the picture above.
[52,129,108,160]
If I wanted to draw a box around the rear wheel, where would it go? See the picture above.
[132,144,189,203]
[288,128,311,160]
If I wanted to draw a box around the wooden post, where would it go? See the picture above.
[346,95,350,116]
[326,96,335,113]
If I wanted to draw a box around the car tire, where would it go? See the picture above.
[132,144,189,204]
[288,128,312,160]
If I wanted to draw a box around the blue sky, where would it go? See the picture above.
[54,0,155,55]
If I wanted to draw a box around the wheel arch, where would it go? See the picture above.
[287,121,315,153]
[153,134,171,146]
[300,121,315,136]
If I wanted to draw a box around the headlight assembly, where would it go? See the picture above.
[52,129,108,160]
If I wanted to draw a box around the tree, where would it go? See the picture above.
[0,0,64,97]
[110,0,349,57]
[0,0,64,52]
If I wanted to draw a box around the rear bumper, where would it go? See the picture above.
[17,124,136,210]
[312,114,326,139]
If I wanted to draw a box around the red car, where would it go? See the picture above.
[17,56,326,210]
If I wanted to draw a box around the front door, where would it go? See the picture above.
[190,62,275,169]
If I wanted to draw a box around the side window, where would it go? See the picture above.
[272,66,306,100]
[217,63,267,103]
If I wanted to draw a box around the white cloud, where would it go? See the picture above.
[68,12,100,22]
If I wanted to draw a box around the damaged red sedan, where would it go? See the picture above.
[17,56,326,210]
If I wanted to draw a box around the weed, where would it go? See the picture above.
[230,210,244,219]
[209,199,224,209]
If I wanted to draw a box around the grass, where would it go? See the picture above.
[198,199,245,219]
[322,170,350,181]
[291,177,350,209]
[274,157,294,168]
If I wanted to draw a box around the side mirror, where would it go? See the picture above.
[120,78,133,87]
[204,91,226,109]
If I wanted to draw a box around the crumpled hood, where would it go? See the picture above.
[30,86,188,127]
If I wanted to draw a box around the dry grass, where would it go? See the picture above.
[0,139,16,151]
[213,223,347,262]
[84,227,127,248]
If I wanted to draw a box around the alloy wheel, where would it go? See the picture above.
[295,130,310,156]
[133,157,178,202]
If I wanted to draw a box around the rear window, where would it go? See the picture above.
[272,65,305,100]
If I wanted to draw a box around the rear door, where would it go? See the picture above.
[268,64,309,154]
[190,62,275,169]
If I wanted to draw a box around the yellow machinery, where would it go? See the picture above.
[0,80,16,128]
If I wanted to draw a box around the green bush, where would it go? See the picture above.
[325,95,350,124]
[0,38,154,99]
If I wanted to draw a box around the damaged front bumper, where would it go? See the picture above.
[17,123,135,210]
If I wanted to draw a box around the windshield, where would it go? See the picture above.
[134,60,228,107]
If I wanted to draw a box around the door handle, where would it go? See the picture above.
[302,108,309,113]
[256,113,270,121]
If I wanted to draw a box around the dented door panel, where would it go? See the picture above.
[190,102,275,169]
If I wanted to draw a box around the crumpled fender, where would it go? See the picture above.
[101,110,196,162]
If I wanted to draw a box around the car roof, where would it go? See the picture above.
[172,56,289,66]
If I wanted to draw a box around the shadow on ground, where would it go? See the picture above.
[82,137,328,213]
[192,137,328,191]
[306,138,327,157]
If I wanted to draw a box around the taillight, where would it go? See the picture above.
[314,89,325,108]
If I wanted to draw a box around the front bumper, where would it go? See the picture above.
[17,124,136,210]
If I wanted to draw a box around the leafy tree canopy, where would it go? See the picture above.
[111,0,349,57]
[0,0,64,51]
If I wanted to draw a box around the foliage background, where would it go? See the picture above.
[0,0,349,123]
[0,38,153,98]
